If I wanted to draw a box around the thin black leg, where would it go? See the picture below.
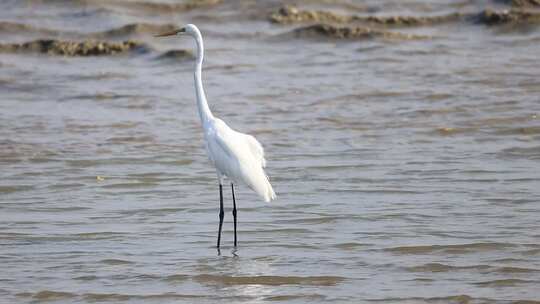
[231,183,237,247]
[217,183,224,248]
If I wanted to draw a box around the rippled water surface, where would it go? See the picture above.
[1,0,540,303]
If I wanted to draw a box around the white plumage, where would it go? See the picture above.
[205,118,276,202]
[156,24,275,247]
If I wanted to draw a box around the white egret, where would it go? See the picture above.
[156,24,276,248]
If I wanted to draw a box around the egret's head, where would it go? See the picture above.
[155,24,199,38]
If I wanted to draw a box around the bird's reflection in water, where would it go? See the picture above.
[216,247,239,257]
[228,251,277,300]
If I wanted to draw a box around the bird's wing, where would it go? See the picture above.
[205,119,275,202]
[207,119,266,168]
[205,121,236,175]
[243,134,266,168]
[206,119,254,178]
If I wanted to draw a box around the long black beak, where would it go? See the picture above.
[154,28,185,37]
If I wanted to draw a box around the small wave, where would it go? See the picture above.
[367,295,490,303]
[264,294,326,301]
[521,248,540,256]
[473,279,536,287]
[100,258,134,265]
[496,266,540,273]
[494,126,540,135]
[119,207,187,216]
[386,242,514,254]
[61,92,135,102]
[110,0,222,14]
[193,274,345,286]
[273,215,346,225]
[432,126,477,136]
[17,291,205,301]
[24,290,76,301]
[156,159,194,166]
[273,243,320,249]
[91,23,178,39]
[82,292,204,301]
[163,274,190,282]
[0,185,34,194]
[47,183,86,190]
[64,121,140,131]
[498,146,540,160]
[86,293,204,302]
[22,0,222,14]
[73,275,98,281]
[242,228,313,234]
[106,135,155,144]
[66,157,156,167]
[155,49,193,61]
[26,206,91,212]
[74,232,125,240]
[69,72,131,81]
[334,242,369,250]
[0,21,60,36]
[0,232,29,240]
[409,106,466,118]
[405,263,490,273]
[101,182,157,189]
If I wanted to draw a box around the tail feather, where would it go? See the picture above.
[264,179,276,202]
[248,168,276,203]
[254,174,275,203]
[238,158,276,202]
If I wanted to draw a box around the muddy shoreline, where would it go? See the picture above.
[0,40,148,56]
[1,1,540,57]
[270,5,540,27]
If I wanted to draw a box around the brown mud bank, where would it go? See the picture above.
[0,39,149,56]
[504,0,540,7]
[270,6,462,27]
[475,9,540,25]
[270,5,540,28]
[122,0,221,12]
[292,24,430,40]
[54,0,222,13]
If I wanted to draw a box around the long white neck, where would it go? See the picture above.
[192,28,214,125]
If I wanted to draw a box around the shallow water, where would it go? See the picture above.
[1,0,540,303]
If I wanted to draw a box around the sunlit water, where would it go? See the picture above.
[1,0,540,303]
